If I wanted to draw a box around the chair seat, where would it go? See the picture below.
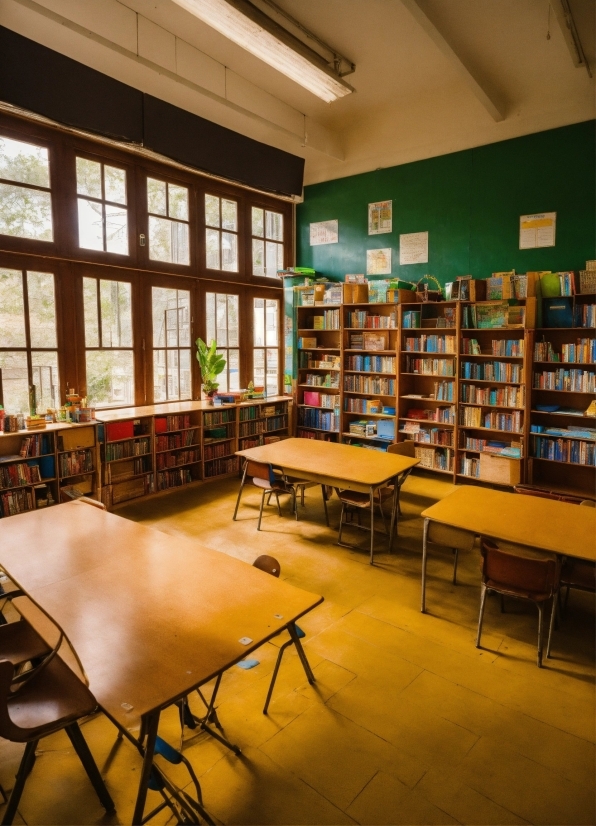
[7,655,97,741]
[252,478,291,492]
[0,621,50,667]
[485,578,553,602]
[337,490,371,507]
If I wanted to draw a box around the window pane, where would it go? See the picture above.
[178,292,190,347]
[216,293,228,347]
[0,351,29,413]
[166,308,179,347]
[277,241,284,272]
[32,351,59,412]
[99,280,132,348]
[83,277,99,348]
[265,210,283,241]
[216,348,228,392]
[86,350,134,407]
[0,268,26,347]
[254,298,264,346]
[171,220,190,265]
[206,293,216,344]
[27,272,57,348]
[105,205,128,255]
[153,349,167,402]
[252,206,264,237]
[179,348,191,399]
[222,199,237,231]
[104,165,126,205]
[77,198,103,251]
[152,287,175,348]
[228,348,239,391]
[149,215,171,262]
[167,349,180,399]
[76,157,101,199]
[205,228,220,270]
[222,231,238,272]
[253,348,265,387]
[0,183,53,241]
[265,299,279,345]
[0,137,50,187]
[168,184,188,220]
[205,194,220,228]
[266,241,280,277]
[147,178,166,215]
[228,295,239,347]
[266,347,278,395]
[252,238,264,277]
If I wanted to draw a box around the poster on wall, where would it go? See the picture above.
[519,212,556,249]
[310,219,339,246]
[368,200,392,235]
[399,231,428,265]
[366,248,392,275]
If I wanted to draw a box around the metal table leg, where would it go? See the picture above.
[369,487,375,564]
[133,710,160,825]
[421,517,429,613]
[388,476,399,554]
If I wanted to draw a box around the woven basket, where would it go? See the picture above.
[416,275,443,302]
[579,270,596,295]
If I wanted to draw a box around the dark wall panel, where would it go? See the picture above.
[0,26,143,142]
[143,95,304,196]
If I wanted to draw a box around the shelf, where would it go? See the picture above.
[298,384,340,390]
[341,432,393,442]
[530,409,593,418]
[203,436,236,446]
[403,351,457,356]
[530,432,596,443]
[530,456,595,467]
[535,327,596,331]
[157,427,199,434]
[109,471,156,485]
[299,367,341,372]
[297,404,337,410]
[298,303,342,309]
[343,411,395,418]
[400,439,454,449]
[460,402,524,411]
[155,446,199,454]
[415,465,454,475]
[344,327,397,331]
[344,370,396,376]
[156,460,201,471]
[344,349,396,355]
[105,453,152,463]
[400,418,455,427]
[0,479,55,492]
[296,426,339,434]
[400,396,454,403]
[204,454,236,462]
[298,347,341,351]
[532,388,595,394]
[103,435,151,444]
[343,389,394,397]
[458,426,523,435]
[59,470,95,480]
[460,354,524,359]
[533,361,596,365]
[458,449,523,459]
[460,378,524,385]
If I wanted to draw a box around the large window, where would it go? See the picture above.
[0,136,53,242]
[253,297,279,396]
[76,157,128,254]
[205,292,239,392]
[147,178,190,265]
[152,287,191,402]
[83,277,134,407]
[0,268,59,414]
[204,194,238,272]
[251,207,283,278]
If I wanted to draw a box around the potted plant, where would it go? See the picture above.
[196,338,226,401]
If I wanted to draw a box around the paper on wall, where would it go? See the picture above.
[519,213,556,249]
[368,200,392,235]
[400,231,428,265]
[310,220,339,246]
[366,248,392,275]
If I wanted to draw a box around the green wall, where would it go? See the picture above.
[296,121,596,286]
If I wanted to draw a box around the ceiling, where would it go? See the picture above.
[1,0,594,189]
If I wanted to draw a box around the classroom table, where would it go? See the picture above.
[420,485,596,612]
[236,438,420,563]
[0,500,323,824]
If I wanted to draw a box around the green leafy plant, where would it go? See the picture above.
[196,338,226,395]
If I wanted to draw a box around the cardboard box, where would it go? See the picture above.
[479,453,521,485]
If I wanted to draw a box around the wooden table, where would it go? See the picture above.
[236,438,419,563]
[0,501,323,823]
[420,485,596,612]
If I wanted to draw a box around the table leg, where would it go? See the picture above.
[421,517,429,613]
[133,710,160,825]
[369,487,375,565]
[388,476,399,555]
[288,623,315,683]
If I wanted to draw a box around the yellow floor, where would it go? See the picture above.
[0,473,594,825]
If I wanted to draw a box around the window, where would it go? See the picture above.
[252,207,283,277]
[206,292,239,392]
[147,178,190,265]
[204,194,238,272]
[83,277,134,407]
[0,136,53,242]
[253,298,279,396]
[76,157,128,254]
[0,268,59,413]
[152,287,191,402]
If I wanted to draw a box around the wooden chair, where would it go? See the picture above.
[379,441,416,522]
[251,556,315,714]
[423,520,476,585]
[476,538,560,667]
[233,460,297,530]
[0,655,115,824]
[336,489,388,550]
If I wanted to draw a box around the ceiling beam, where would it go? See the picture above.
[550,0,592,77]
[399,0,505,122]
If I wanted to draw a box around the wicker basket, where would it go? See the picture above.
[579,270,596,295]
[416,275,443,302]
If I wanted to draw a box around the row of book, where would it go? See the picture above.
[461,384,525,408]
[156,431,197,451]
[239,415,287,436]
[204,456,240,477]
[237,435,281,449]
[347,311,397,329]
[304,372,339,388]
[0,488,34,517]
[19,434,54,457]
[296,430,336,442]
[104,456,152,484]
[58,449,94,477]
[414,446,453,471]
[403,335,456,354]
[406,428,453,446]
[533,369,595,393]
[300,353,341,370]
[104,474,154,507]
[344,375,395,395]
[297,408,340,432]
[531,437,595,465]
[434,381,454,401]
[156,415,191,432]
[577,304,596,328]
[346,355,396,373]
[460,408,523,432]
[406,358,455,376]
[204,410,235,426]
[105,437,151,461]
[0,462,42,489]
[157,468,193,490]
[405,406,456,423]
[311,309,340,330]
[203,442,235,460]
[461,438,522,458]
[156,449,200,470]
[460,361,522,382]
[461,338,524,357]
[459,455,480,478]
[343,398,388,414]
[533,339,596,364]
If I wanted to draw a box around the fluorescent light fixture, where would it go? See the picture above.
[171,0,354,102]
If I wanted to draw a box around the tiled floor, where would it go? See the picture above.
[0,473,594,825]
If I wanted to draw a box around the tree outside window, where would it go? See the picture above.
[252,207,283,278]
[147,178,190,265]
[0,136,53,242]
[76,157,128,255]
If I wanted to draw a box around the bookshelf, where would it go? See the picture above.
[0,423,100,519]
[99,412,155,507]
[528,290,596,498]
[398,302,459,477]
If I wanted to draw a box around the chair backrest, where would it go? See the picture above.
[246,461,276,486]
[253,555,281,577]
[580,500,596,508]
[78,497,106,510]
[480,538,559,596]
[427,521,476,552]
[387,441,416,458]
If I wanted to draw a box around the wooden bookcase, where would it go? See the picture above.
[528,290,596,498]
[0,423,100,520]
